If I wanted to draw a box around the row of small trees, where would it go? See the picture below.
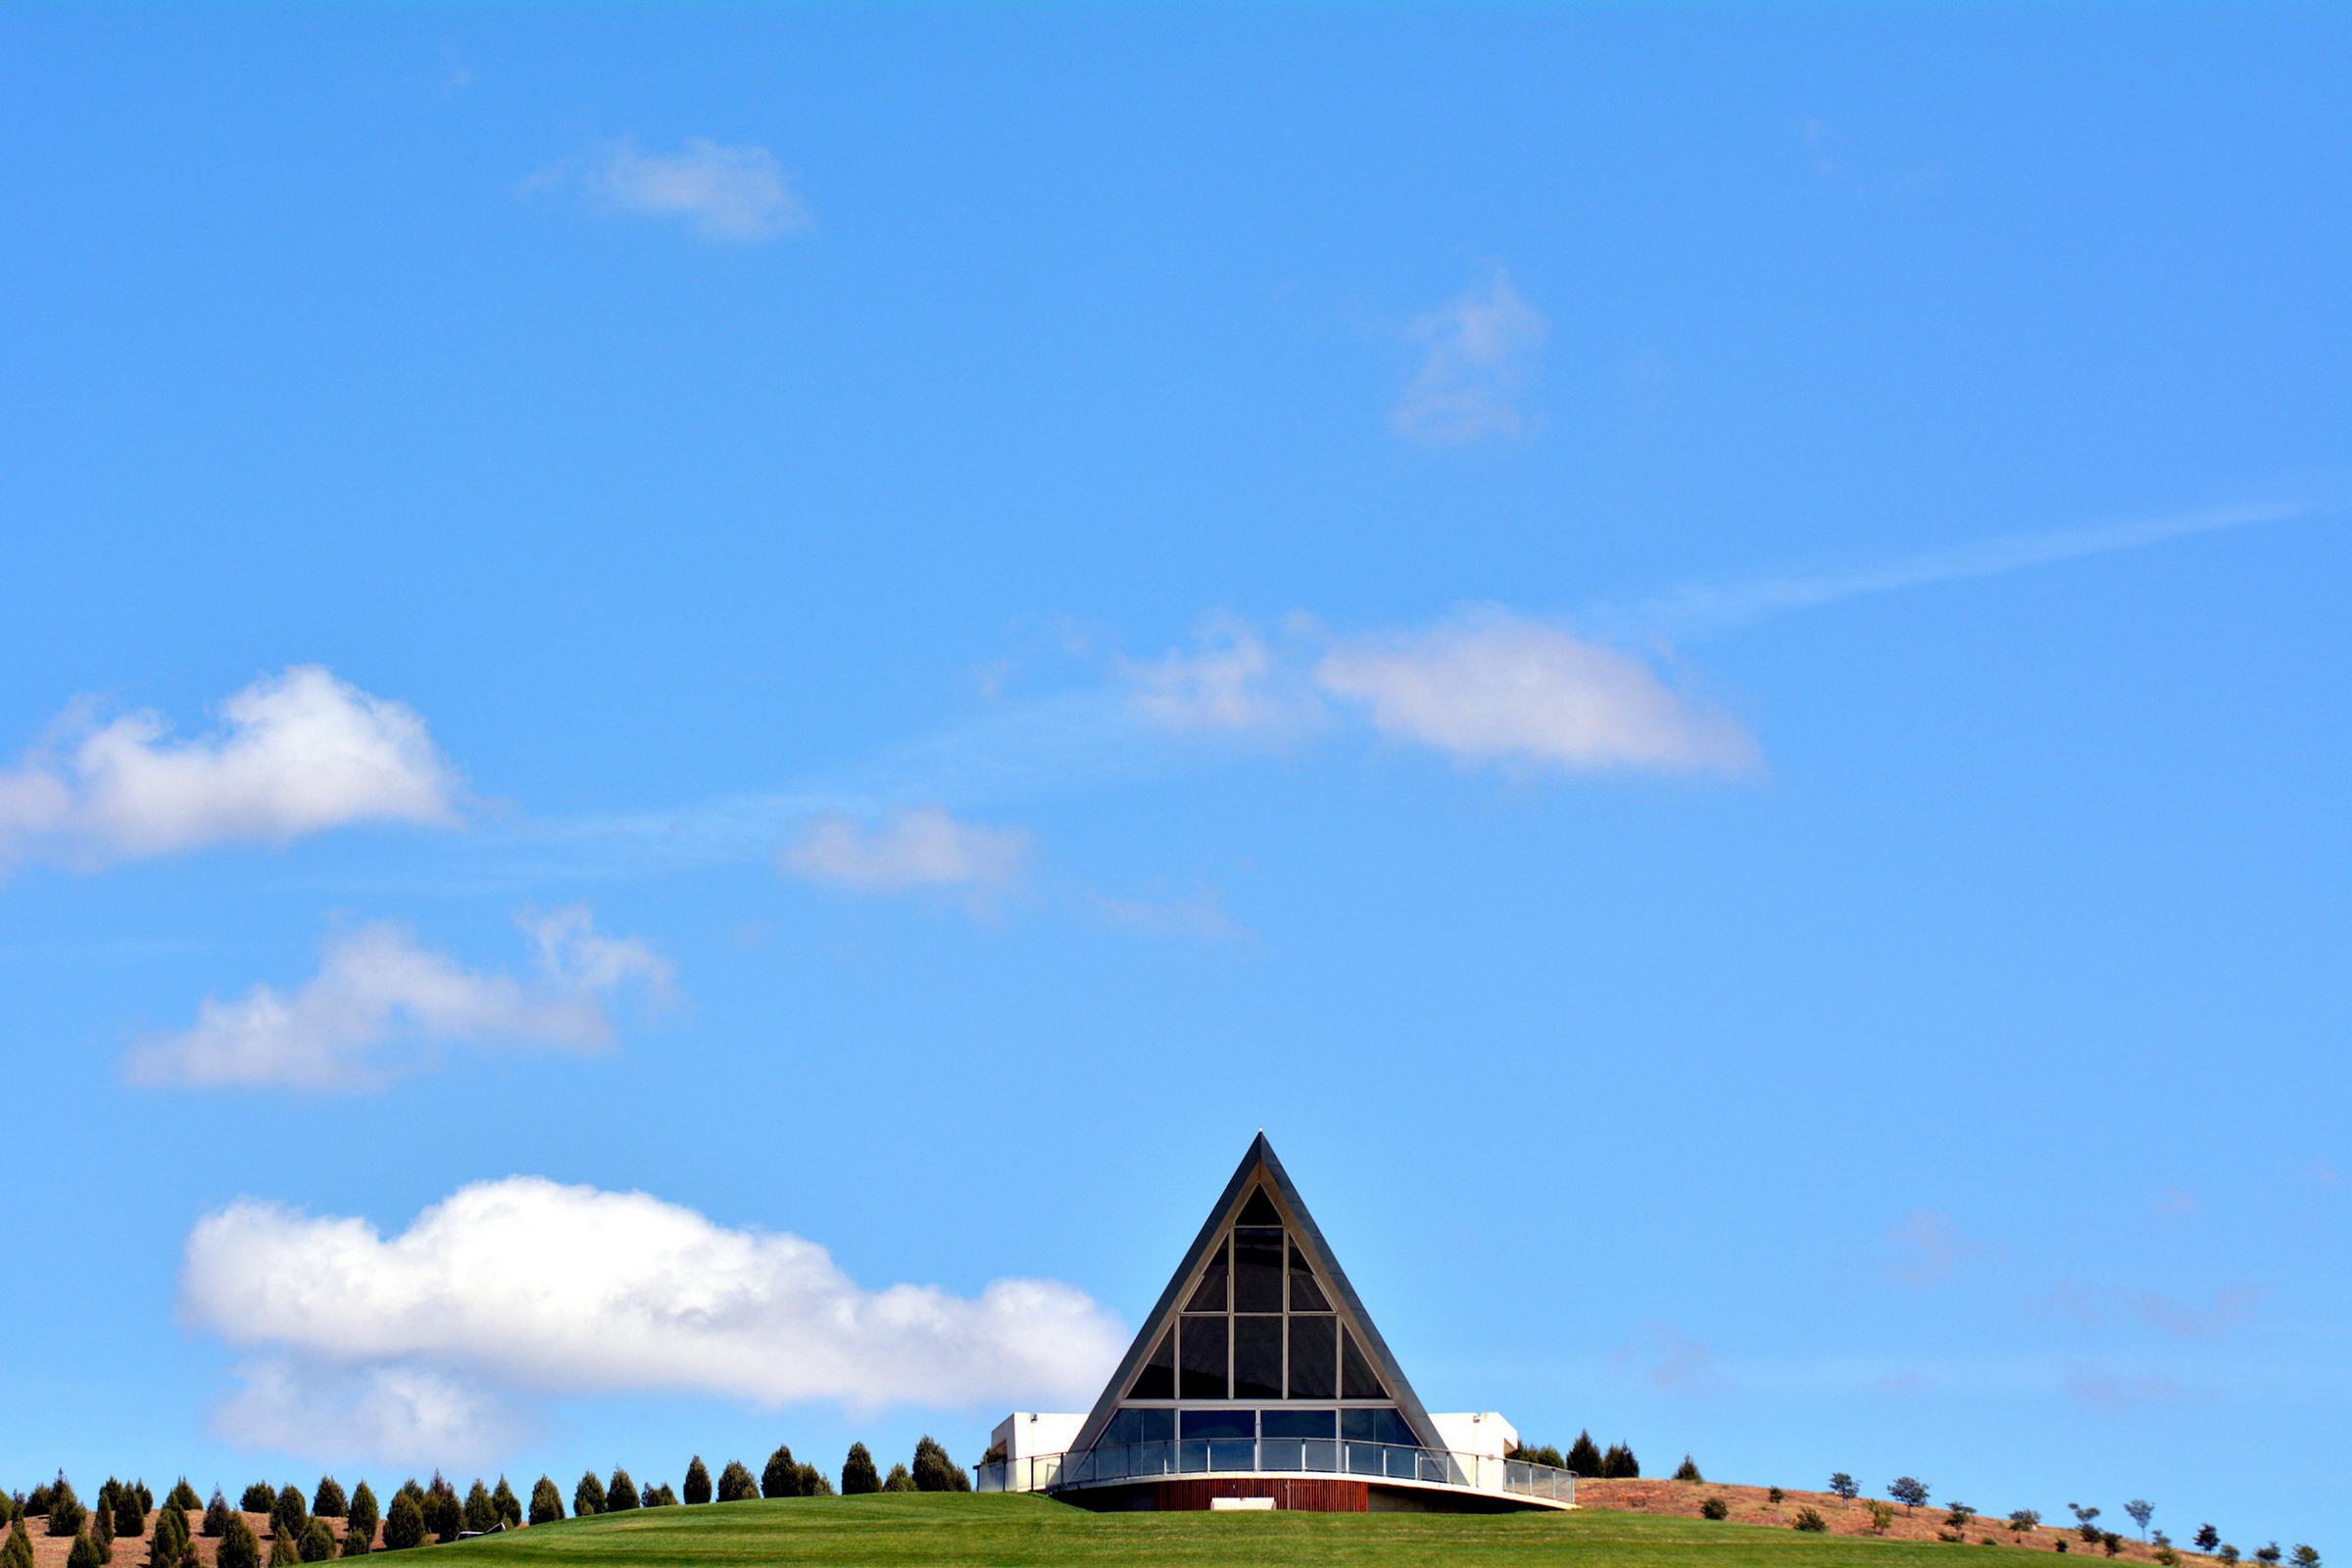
[1505,1433,1641,1479]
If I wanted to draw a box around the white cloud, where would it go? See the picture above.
[781,806,1030,894]
[1122,617,1321,736]
[122,907,672,1092]
[1392,272,1548,444]
[182,1177,1127,1462]
[0,665,461,868]
[213,1359,521,1470]
[1312,610,1756,774]
[584,137,810,242]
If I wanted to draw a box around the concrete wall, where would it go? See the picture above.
[1427,1411,1518,1459]
[991,1411,1088,1460]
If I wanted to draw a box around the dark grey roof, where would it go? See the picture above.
[1068,1133,1439,1455]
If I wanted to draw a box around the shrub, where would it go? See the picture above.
[2156,1549,2180,1567]
[797,1468,830,1498]
[642,1487,676,1508]
[2056,1541,2071,1554]
[839,1447,879,1497]
[148,1505,189,1568]
[311,1483,346,1522]
[1674,1457,1704,1484]
[166,1486,201,1516]
[911,1439,967,1494]
[1600,1445,1641,1480]
[2106,1534,2126,1557]
[2290,1550,2319,1568]
[377,1495,422,1553]
[2198,1528,2223,1552]
[241,1488,275,1517]
[760,1449,800,1500]
[1795,1509,1829,1533]
[49,1478,88,1538]
[1948,1504,1978,1534]
[2219,1548,2240,1565]
[71,1533,106,1568]
[881,1467,915,1494]
[2256,1547,2282,1566]
[603,1473,637,1515]
[268,1527,300,1568]
[1868,1502,1896,1536]
[490,1480,518,1531]
[681,1460,710,1507]
[1831,1475,1860,1503]
[464,1482,498,1533]
[1507,1446,1566,1470]
[27,1488,54,1520]
[219,1515,262,1568]
[1567,1433,1604,1479]
[203,1494,232,1538]
[298,1522,335,1563]
[337,1528,368,1559]
[2013,1511,2043,1536]
[571,1473,604,1520]
[714,1464,757,1505]
[1771,1489,1787,1505]
[1701,1498,1731,1521]
[343,1487,377,1552]
[526,1480,562,1527]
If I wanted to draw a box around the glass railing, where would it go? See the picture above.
[974,1440,1576,1505]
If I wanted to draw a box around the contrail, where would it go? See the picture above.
[1598,497,2323,641]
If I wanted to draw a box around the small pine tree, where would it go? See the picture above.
[420,1480,460,1547]
[1673,1456,1703,1483]
[572,1473,605,1519]
[342,1487,376,1553]
[133,1489,152,1520]
[1701,1497,1731,1520]
[463,1482,498,1534]
[527,1480,562,1527]
[27,1486,55,1520]
[271,1488,308,1546]
[681,1460,710,1507]
[1566,1433,1603,1478]
[71,1533,106,1568]
[714,1464,757,1505]
[839,1447,879,1497]
[268,1526,300,1568]
[311,1483,346,1523]
[148,1504,189,1568]
[5,1516,34,1568]
[490,1480,519,1531]
[166,1486,201,1516]
[48,1477,88,1538]
[760,1449,800,1500]
[881,1467,915,1494]
[603,1474,637,1514]
[203,1494,232,1539]
[240,1488,274,1517]
[796,1467,829,1498]
[1795,1509,1829,1533]
[219,1515,262,1568]
[337,1526,368,1560]
[298,1522,335,1564]
[1599,1445,1640,1480]
[910,1438,967,1493]
[377,1495,422,1554]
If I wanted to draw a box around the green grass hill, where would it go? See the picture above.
[441,1493,1995,1568]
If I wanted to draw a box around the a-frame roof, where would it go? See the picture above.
[1069,1133,1440,1454]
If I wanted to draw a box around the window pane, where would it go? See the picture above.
[1261,1409,1336,1441]
[1179,1314,1228,1399]
[1340,1407,1414,1446]
[1233,1315,1283,1398]
[1127,1329,1175,1400]
[1107,1407,1174,1446]
[1185,1244,1229,1312]
[1179,1408,1254,1442]
[1233,1227,1284,1311]
[1341,1326,1387,1399]
[1287,1315,1337,1398]
[1237,1187,1282,1226]
[1287,1242,1331,1312]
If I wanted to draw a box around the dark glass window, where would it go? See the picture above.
[1179,1314,1228,1398]
[1286,1315,1337,1398]
[1340,1327,1386,1399]
[1233,1227,1285,1311]
[1341,1407,1415,1446]
[1128,1329,1174,1399]
[1185,1245,1229,1312]
[1287,1242,1331,1312]
[1179,1409,1253,1442]
[1105,1407,1174,1446]
[1237,1186,1282,1226]
[1233,1315,1283,1398]
[1261,1409,1335,1441]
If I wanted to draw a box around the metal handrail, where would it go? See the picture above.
[974,1439,1576,1504]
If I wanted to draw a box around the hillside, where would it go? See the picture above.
[1577,1481,2202,1562]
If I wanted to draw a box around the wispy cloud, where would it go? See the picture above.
[541,137,811,242]
[1610,1323,1734,1395]
[1886,1209,1999,1288]
[2064,1369,2191,1409]
[0,665,461,870]
[184,1177,1127,1463]
[122,907,671,1092]
[1122,617,1321,738]
[1392,272,1548,445]
[2035,1282,2263,1342]
[1084,885,1245,942]
[781,806,1031,898]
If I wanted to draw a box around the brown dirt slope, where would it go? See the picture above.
[16,1513,381,1568]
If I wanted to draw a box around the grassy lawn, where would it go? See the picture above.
[438,1493,1996,1568]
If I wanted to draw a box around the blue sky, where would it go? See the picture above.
[3,0,2346,1552]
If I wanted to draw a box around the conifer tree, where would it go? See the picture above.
[881,1467,915,1494]
[526,1480,562,1527]
[218,1515,262,1568]
[1562,1433,1601,1477]
[489,1480,519,1531]
[48,1477,88,1538]
[463,1482,497,1534]
[420,1479,460,1546]
[70,1532,105,1568]
[203,1494,232,1539]
[1673,1456,1703,1483]
[27,1486,55,1521]
[839,1446,879,1496]
[910,1438,967,1493]
[133,1489,152,1519]
[167,1486,201,1516]
[4,1516,33,1568]
[1599,1444,1640,1480]
[760,1449,800,1500]
[796,1467,829,1498]
[148,1502,189,1568]
[298,1522,335,1564]
[572,1473,604,1519]
[271,1488,307,1548]
[342,1488,376,1554]
[377,1495,422,1553]
[268,1525,300,1568]
[602,1474,637,1515]
[338,1524,369,1558]
[714,1464,756,1505]
[311,1482,346,1522]
[93,1504,116,1564]
[240,1488,274,1517]
[681,1460,710,1507]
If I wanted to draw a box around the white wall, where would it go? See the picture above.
[990,1411,1088,1460]
[1428,1411,1518,1459]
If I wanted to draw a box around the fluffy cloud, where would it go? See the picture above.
[122,907,672,1092]
[1392,273,1548,444]
[0,665,460,868]
[1313,612,1755,774]
[781,806,1031,894]
[1122,618,1321,736]
[584,138,810,241]
[183,1178,1127,1461]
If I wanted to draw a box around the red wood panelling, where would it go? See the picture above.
[1152,1478,1369,1512]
